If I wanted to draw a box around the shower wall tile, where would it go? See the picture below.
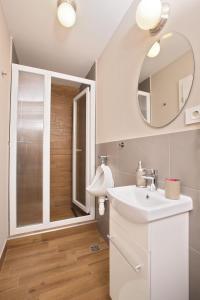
[170,130,200,190]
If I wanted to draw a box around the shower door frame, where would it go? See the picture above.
[10,64,96,236]
[72,87,91,214]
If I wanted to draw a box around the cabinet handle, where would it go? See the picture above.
[107,235,142,273]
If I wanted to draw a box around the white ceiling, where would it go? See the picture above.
[1,0,134,77]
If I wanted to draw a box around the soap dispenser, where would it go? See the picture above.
[136,161,146,188]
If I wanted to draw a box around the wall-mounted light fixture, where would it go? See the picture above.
[57,0,77,28]
[147,41,161,58]
[136,0,170,35]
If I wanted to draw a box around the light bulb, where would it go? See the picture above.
[136,0,162,30]
[147,41,161,58]
[162,32,173,40]
[57,1,76,28]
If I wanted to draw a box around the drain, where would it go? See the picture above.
[146,194,150,199]
[90,244,100,253]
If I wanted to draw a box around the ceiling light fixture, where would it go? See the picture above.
[136,0,170,35]
[147,41,161,58]
[57,0,77,28]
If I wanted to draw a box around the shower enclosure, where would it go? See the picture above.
[10,64,95,235]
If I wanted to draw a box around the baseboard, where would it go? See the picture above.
[0,241,7,270]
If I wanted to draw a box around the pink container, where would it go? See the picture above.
[165,178,181,200]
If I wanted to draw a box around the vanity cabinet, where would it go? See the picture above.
[109,206,189,300]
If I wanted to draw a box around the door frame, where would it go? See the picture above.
[179,74,193,110]
[9,64,96,236]
[138,90,151,123]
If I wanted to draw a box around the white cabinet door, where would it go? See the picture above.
[110,241,149,300]
[109,214,150,300]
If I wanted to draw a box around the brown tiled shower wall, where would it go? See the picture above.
[96,129,200,300]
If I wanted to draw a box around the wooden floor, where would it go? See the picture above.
[50,203,75,222]
[0,223,110,300]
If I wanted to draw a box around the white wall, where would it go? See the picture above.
[96,0,200,143]
[0,3,11,255]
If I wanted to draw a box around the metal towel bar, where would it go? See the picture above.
[107,235,142,273]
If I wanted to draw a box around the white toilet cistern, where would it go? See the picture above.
[87,156,114,216]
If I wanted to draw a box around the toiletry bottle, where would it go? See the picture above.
[136,161,146,188]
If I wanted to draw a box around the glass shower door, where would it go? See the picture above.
[16,71,44,227]
[10,63,95,236]
[10,66,48,234]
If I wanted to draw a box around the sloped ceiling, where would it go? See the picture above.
[1,0,134,77]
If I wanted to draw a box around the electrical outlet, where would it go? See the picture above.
[185,105,200,125]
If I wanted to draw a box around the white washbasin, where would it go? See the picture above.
[107,185,193,223]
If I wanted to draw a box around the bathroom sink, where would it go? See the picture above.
[107,185,193,223]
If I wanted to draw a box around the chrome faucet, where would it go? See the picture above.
[142,169,158,191]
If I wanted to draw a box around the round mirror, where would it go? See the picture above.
[138,32,195,127]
